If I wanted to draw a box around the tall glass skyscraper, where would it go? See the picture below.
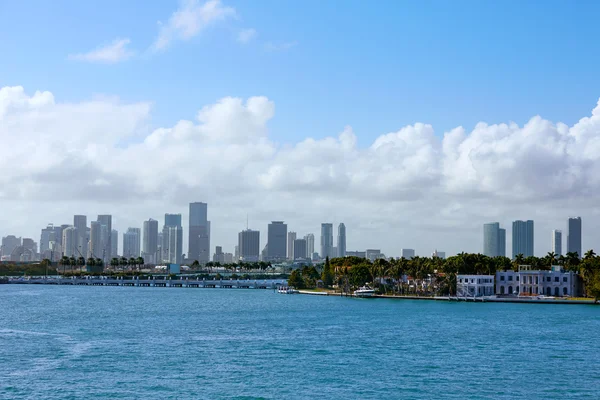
[512,220,534,258]
[337,223,346,258]
[567,217,582,258]
[321,223,333,259]
[188,202,210,263]
[483,222,506,257]
[552,229,562,256]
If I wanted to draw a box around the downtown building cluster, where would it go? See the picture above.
[483,217,583,259]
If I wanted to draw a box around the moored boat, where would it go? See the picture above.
[277,286,299,294]
[354,286,375,297]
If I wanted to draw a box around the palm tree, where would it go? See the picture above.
[566,252,580,270]
[110,258,119,270]
[86,257,96,273]
[59,256,69,275]
[584,249,596,261]
[546,252,557,269]
[136,257,145,272]
[119,257,128,272]
[128,258,136,272]
[77,256,85,274]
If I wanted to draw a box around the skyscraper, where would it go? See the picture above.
[567,217,582,258]
[73,215,87,256]
[483,222,506,257]
[512,220,534,258]
[189,202,210,263]
[320,223,334,259]
[1,235,21,258]
[123,228,141,258]
[401,249,415,259]
[143,218,159,264]
[163,214,183,264]
[293,239,307,260]
[304,234,315,259]
[89,221,102,259]
[97,215,112,262]
[61,226,78,257]
[552,230,562,256]
[337,223,346,258]
[267,221,287,261]
[238,229,260,262]
[287,232,297,260]
[111,229,118,258]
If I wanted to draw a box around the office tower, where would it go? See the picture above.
[332,247,338,258]
[40,224,59,254]
[143,218,159,263]
[432,250,446,259]
[224,253,233,263]
[293,239,307,260]
[1,235,21,258]
[304,234,315,259]
[97,215,112,262]
[366,249,381,262]
[73,215,87,255]
[320,223,334,259]
[234,245,239,261]
[213,246,224,263]
[123,228,141,258]
[552,230,562,256]
[483,223,506,257]
[267,221,287,261]
[163,214,182,264]
[512,220,534,258]
[61,226,78,257]
[239,229,260,262]
[337,223,346,258]
[22,238,37,254]
[401,249,415,259]
[287,232,297,260]
[89,221,102,259]
[111,229,118,257]
[189,202,210,263]
[567,217,582,258]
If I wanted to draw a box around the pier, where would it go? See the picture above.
[5,276,287,289]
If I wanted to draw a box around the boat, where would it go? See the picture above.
[354,286,375,298]
[277,286,299,294]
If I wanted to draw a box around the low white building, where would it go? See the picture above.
[457,275,495,297]
[495,266,580,297]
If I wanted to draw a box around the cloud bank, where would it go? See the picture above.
[69,38,134,63]
[2,85,600,257]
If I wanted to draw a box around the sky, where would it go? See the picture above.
[2,0,600,258]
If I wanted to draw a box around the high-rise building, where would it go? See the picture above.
[89,221,102,259]
[293,239,307,260]
[401,249,415,259]
[22,238,37,254]
[432,250,446,259]
[143,218,159,264]
[213,246,224,263]
[366,249,381,262]
[189,202,210,263]
[552,230,562,256]
[73,215,87,257]
[320,223,334,259]
[567,217,582,258]
[483,223,506,257]
[267,221,287,261]
[40,224,61,255]
[163,214,183,264]
[97,215,112,262]
[239,229,260,262]
[111,229,118,258]
[304,234,315,259]
[123,228,141,258]
[61,226,78,257]
[1,235,21,258]
[287,232,297,260]
[337,223,346,258]
[512,220,534,258]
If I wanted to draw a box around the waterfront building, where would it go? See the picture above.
[287,232,296,260]
[320,223,334,259]
[97,215,112,262]
[1,235,22,258]
[496,266,581,297]
[61,226,78,257]
[401,249,415,259]
[337,223,346,258]
[123,228,141,258]
[483,222,506,257]
[293,239,307,260]
[143,218,159,264]
[304,234,315,259]
[366,249,381,262]
[239,229,260,262]
[552,230,562,256]
[457,275,495,297]
[266,221,287,262]
[189,202,210,263]
[512,220,534,258]
[163,214,183,264]
[567,217,582,258]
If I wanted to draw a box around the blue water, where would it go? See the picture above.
[1,286,599,399]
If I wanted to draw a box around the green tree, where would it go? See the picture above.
[287,270,305,289]
[321,256,333,287]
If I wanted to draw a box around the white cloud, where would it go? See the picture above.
[264,41,298,52]
[69,38,134,64]
[3,85,600,259]
[152,0,236,51]
[237,28,257,44]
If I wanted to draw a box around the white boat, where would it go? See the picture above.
[277,287,299,294]
[354,286,375,297]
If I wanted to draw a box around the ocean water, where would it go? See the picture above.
[0,286,599,399]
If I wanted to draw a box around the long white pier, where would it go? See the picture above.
[6,276,287,289]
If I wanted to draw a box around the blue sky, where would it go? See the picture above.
[2,0,600,146]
